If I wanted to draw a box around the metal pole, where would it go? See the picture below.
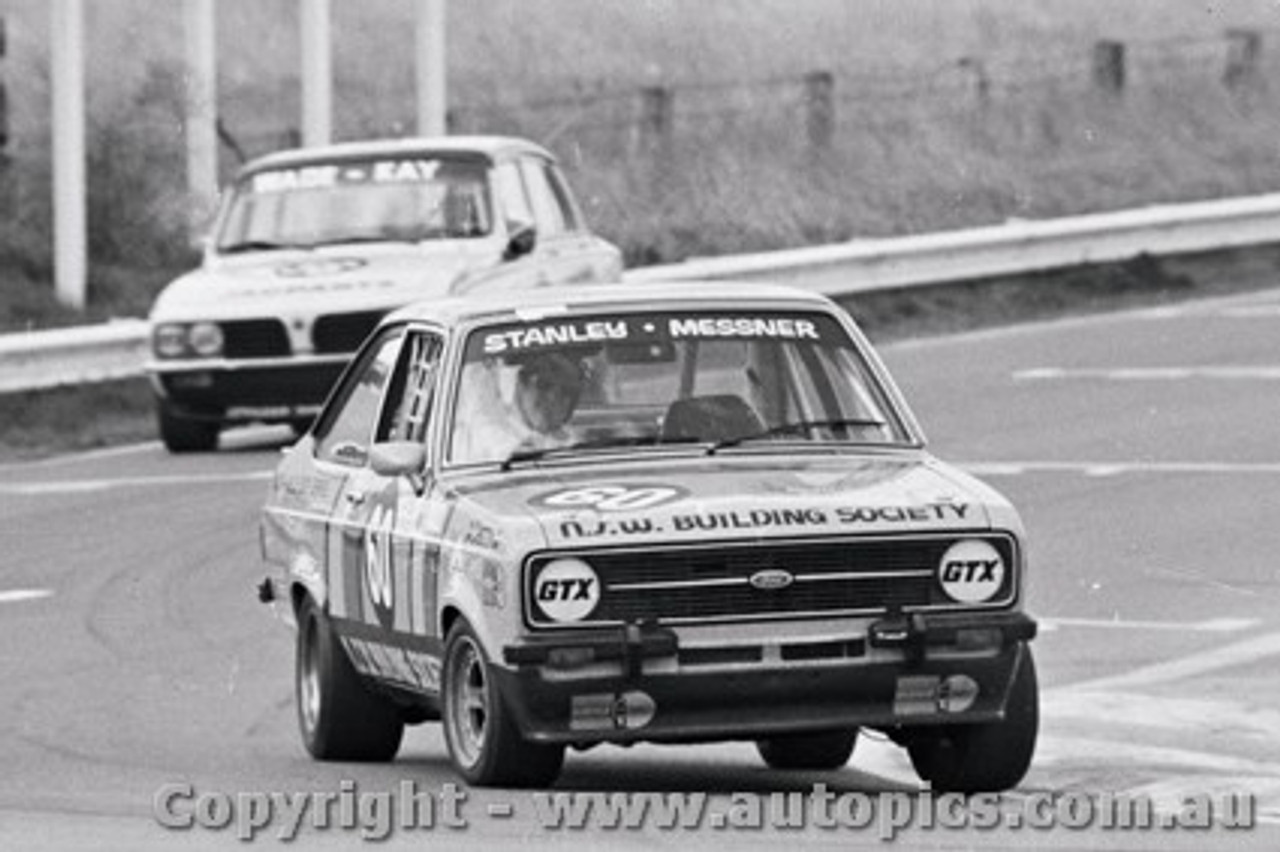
[183,0,218,235]
[299,0,332,147]
[51,0,86,310]
[416,0,447,136]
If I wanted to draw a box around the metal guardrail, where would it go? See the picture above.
[5,191,1280,394]
[0,318,150,394]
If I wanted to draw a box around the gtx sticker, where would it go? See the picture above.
[938,539,1005,603]
[533,560,600,623]
[532,484,689,513]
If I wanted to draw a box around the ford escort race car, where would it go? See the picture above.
[147,135,622,452]
[259,282,1038,791]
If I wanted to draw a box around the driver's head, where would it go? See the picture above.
[515,352,583,434]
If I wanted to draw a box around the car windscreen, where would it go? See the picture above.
[216,156,493,251]
[447,309,911,466]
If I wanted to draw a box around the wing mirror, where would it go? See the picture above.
[369,441,429,494]
[502,221,537,262]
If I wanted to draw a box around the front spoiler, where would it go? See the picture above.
[497,612,1036,744]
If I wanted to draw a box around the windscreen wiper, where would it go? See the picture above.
[499,435,699,471]
[707,417,888,454]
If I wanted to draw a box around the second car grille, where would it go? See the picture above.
[312,311,387,354]
[526,534,1018,627]
[221,319,290,358]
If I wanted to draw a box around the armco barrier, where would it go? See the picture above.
[5,192,1280,393]
[0,318,151,394]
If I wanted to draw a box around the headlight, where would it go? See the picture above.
[188,322,224,357]
[531,558,600,623]
[937,539,1006,603]
[153,324,189,358]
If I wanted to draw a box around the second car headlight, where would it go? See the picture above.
[153,323,189,358]
[153,322,224,359]
[187,322,224,357]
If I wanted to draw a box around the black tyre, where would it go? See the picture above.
[756,729,858,770]
[157,403,220,453]
[907,645,1039,793]
[295,596,404,762]
[441,620,564,787]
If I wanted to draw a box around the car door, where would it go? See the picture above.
[517,156,621,285]
[329,328,449,695]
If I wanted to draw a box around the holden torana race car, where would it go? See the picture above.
[146,135,621,453]
[259,281,1038,791]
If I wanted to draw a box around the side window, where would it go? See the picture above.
[544,164,583,232]
[493,161,534,229]
[312,328,405,466]
[518,159,568,238]
[377,331,444,444]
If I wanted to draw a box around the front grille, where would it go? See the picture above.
[221,319,290,358]
[312,310,386,354]
[526,534,1017,627]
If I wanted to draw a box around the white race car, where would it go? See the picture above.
[259,281,1038,791]
[146,135,622,452]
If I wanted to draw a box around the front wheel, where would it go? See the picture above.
[756,729,858,770]
[441,620,564,787]
[157,402,220,453]
[906,645,1039,793]
[295,596,404,762]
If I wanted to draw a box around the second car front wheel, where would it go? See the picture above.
[441,619,564,787]
[157,402,220,453]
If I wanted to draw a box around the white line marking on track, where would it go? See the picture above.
[0,589,53,604]
[1058,630,1280,693]
[0,440,160,472]
[0,470,272,496]
[1014,365,1280,381]
[1040,616,1258,633]
[962,460,1280,476]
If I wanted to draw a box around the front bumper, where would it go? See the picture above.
[148,358,348,422]
[497,612,1036,744]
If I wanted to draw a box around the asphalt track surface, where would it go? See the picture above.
[3,289,1280,850]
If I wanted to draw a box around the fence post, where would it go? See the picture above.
[637,85,673,159]
[1092,40,1125,94]
[1224,29,1262,90]
[803,70,834,154]
[0,17,8,160]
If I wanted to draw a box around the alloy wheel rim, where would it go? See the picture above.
[447,637,489,767]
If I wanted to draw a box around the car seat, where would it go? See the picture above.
[661,394,764,443]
